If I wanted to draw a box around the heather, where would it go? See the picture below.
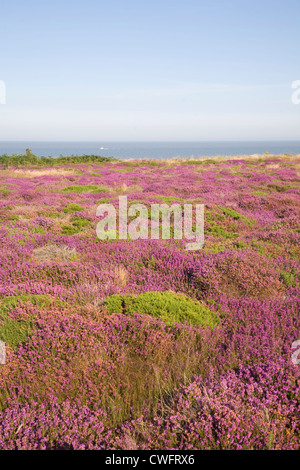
[0,153,299,450]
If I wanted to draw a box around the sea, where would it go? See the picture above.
[0,141,299,160]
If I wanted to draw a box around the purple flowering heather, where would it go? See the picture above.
[0,155,299,449]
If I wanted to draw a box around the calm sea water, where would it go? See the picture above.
[0,141,299,160]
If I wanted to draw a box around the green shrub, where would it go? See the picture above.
[0,295,58,349]
[251,191,269,197]
[62,185,108,194]
[0,187,11,197]
[114,168,135,173]
[234,240,246,249]
[31,226,46,234]
[0,319,32,349]
[95,197,112,204]
[251,240,266,255]
[209,245,226,253]
[0,153,117,167]
[267,183,290,193]
[61,215,90,234]
[207,224,238,239]
[153,195,184,203]
[61,225,80,235]
[218,206,252,224]
[0,294,55,314]
[8,214,19,221]
[63,203,85,213]
[103,291,219,327]
[280,271,296,288]
[70,216,90,229]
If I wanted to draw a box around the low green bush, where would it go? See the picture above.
[62,185,108,194]
[207,224,238,239]
[0,319,32,349]
[61,225,80,235]
[0,187,11,197]
[63,203,85,213]
[0,294,54,313]
[267,183,290,193]
[103,291,219,327]
[218,206,252,225]
[280,271,296,288]
[0,151,117,167]
[70,216,90,229]
[0,295,58,349]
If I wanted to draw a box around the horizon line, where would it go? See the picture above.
[1,139,300,143]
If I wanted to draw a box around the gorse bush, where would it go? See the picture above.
[0,150,117,167]
[0,187,10,197]
[207,224,238,239]
[71,216,90,229]
[0,294,55,312]
[0,318,32,350]
[103,291,219,327]
[280,270,296,288]
[61,225,80,235]
[0,295,56,349]
[218,205,251,223]
[61,217,90,234]
[62,184,108,193]
[62,203,85,213]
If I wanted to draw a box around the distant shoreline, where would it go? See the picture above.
[0,152,299,171]
[0,141,299,160]
[123,153,300,162]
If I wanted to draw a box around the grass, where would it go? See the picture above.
[62,184,108,194]
[153,195,185,203]
[33,244,78,262]
[267,183,291,193]
[218,206,253,225]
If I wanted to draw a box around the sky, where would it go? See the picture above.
[0,0,300,141]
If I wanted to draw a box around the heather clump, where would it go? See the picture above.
[194,249,286,299]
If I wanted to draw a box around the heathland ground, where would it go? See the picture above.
[0,152,299,449]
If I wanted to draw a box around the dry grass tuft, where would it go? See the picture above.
[32,244,77,263]
[110,183,143,195]
[113,265,129,287]
[0,168,78,178]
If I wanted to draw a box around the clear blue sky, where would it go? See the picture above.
[0,0,299,141]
